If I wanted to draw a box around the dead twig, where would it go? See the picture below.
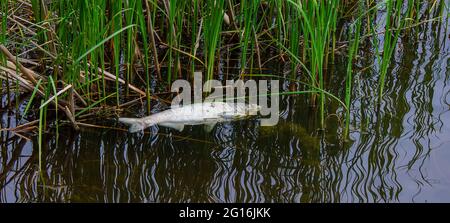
[39,84,72,109]
[0,120,39,132]
[64,106,80,131]
[0,44,39,85]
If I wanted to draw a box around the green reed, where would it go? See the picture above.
[344,2,363,138]
[112,0,123,105]
[0,0,6,45]
[275,0,287,50]
[49,0,144,105]
[204,0,225,86]
[124,1,135,96]
[377,0,405,103]
[189,0,199,76]
[38,80,54,172]
[289,0,339,128]
[165,0,185,83]
[1,0,448,142]
[135,0,152,113]
[239,0,260,74]
[288,4,300,79]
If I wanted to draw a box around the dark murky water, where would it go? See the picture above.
[1,15,450,203]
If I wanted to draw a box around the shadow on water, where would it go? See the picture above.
[1,8,450,203]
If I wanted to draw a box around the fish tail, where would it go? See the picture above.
[118,117,146,133]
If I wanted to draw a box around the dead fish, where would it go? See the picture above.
[119,102,261,133]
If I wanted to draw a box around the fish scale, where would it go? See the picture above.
[119,102,261,133]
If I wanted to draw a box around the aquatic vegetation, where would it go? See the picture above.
[0,0,449,204]
[0,0,448,137]
[344,2,363,137]
[204,0,225,84]
[238,0,261,75]
[376,0,404,103]
[288,0,339,128]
